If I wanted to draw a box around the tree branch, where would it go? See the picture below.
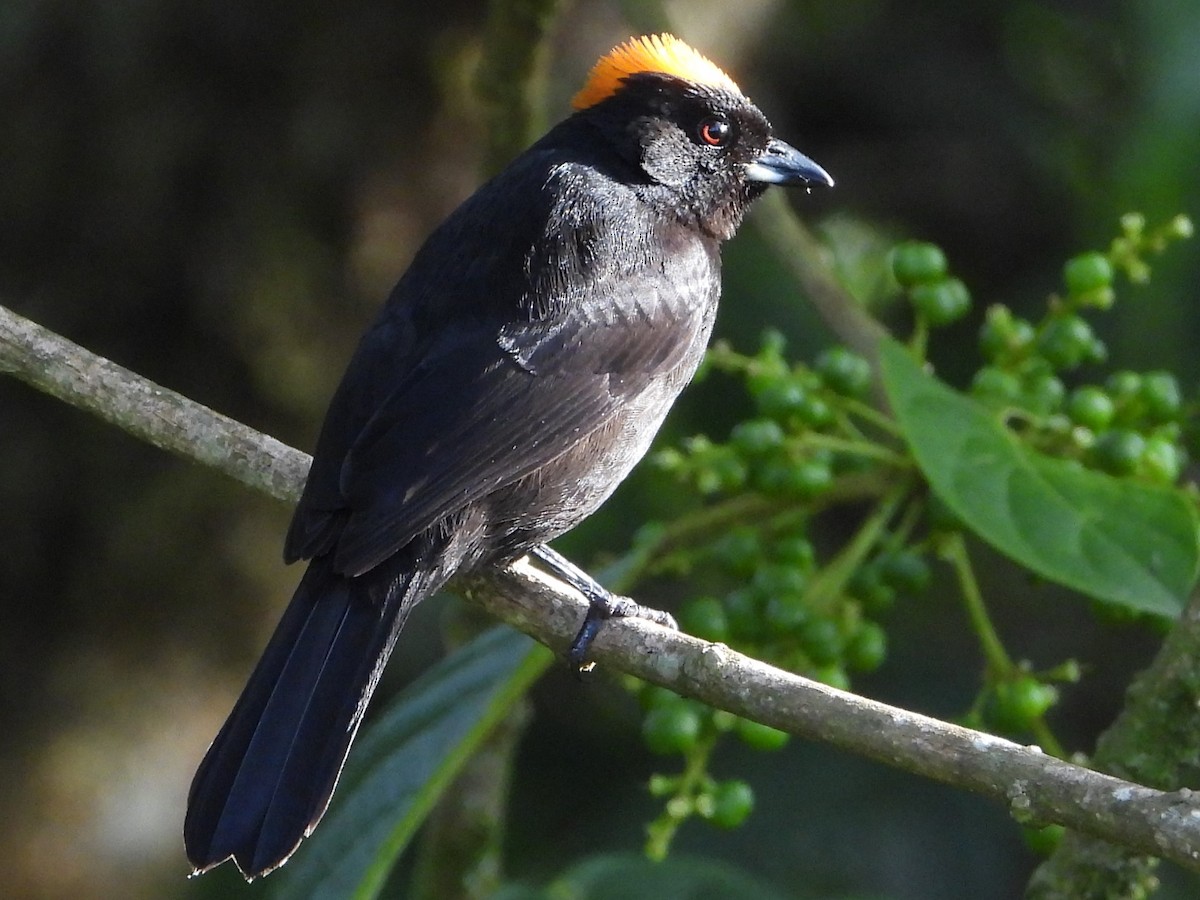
[0,303,308,504]
[5,299,1200,874]
[464,565,1200,875]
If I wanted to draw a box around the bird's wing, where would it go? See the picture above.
[288,272,713,577]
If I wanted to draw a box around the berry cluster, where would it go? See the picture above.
[639,687,770,858]
[654,330,927,685]
[889,240,971,327]
[656,331,875,501]
[645,329,931,854]
[964,215,1194,485]
[633,212,1193,856]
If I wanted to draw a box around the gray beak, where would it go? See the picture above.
[745,138,834,187]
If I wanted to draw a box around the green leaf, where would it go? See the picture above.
[880,338,1199,616]
[491,852,793,900]
[269,625,552,900]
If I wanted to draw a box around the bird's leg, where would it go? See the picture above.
[529,544,677,671]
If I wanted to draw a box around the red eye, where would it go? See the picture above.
[699,116,732,147]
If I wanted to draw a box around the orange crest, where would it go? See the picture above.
[572,34,742,110]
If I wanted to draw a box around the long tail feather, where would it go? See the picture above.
[184,549,449,878]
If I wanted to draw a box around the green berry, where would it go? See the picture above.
[1090,429,1146,476]
[1105,371,1142,404]
[800,618,844,666]
[790,458,835,498]
[979,306,1036,362]
[1168,214,1194,239]
[754,457,833,499]
[1021,372,1066,415]
[797,393,835,428]
[735,718,791,751]
[971,367,1022,406]
[815,346,873,398]
[879,550,933,597]
[1120,212,1146,237]
[1069,425,1096,452]
[765,592,810,635]
[711,527,762,576]
[1140,371,1182,422]
[711,709,738,732]
[1023,824,1066,856]
[653,447,685,473]
[992,676,1058,732]
[1007,319,1037,354]
[745,356,790,398]
[759,328,787,356]
[753,461,791,494]
[752,563,809,599]
[1140,436,1182,484]
[890,241,948,286]
[771,535,816,570]
[846,621,888,672]
[1036,315,1095,370]
[1067,386,1115,431]
[715,453,749,491]
[723,587,765,641]
[911,278,972,326]
[813,663,851,690]
[640,685,681,711]
[847,563,897,613]
[755,380,808,421]
[1063,252,1114,295]
[731,419,786,455]
[679,597,730,642]
[978,307,1013,360]
[643,704,703,755]
[695,449,748,494]
[647,773,678,797]
[709,780,755,828]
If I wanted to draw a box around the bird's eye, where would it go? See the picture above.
[698,116,733,147]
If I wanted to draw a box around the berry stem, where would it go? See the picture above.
[802,477,913,612]
[942,533,1012,675]
[644,731,718,860]
[841,396,905,437]
[801,432,910,467]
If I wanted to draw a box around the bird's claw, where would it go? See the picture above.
[567,592,678,673]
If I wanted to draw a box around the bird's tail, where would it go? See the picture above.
[184,546,451,879]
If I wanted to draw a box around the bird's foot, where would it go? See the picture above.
[529,544,677,672]
[566,593,677,672]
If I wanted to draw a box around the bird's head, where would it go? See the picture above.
[571,34,833,240]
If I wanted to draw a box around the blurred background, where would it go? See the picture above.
[1,0,1198,897]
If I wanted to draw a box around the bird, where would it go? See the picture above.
[184,32,833,880]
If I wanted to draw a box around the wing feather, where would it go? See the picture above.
[331,287,705,575]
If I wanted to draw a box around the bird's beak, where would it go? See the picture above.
[745,138,834,188]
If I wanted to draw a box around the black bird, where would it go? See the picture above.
[185,33,832,879]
